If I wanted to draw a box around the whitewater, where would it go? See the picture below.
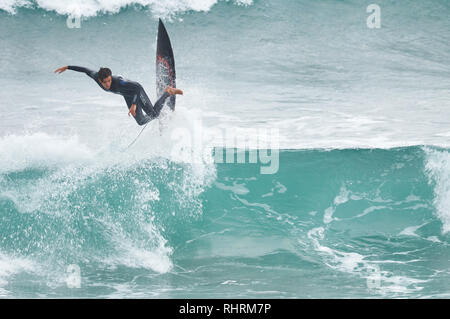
[0,0,449,298]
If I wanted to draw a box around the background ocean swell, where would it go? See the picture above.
[0,0,449,298]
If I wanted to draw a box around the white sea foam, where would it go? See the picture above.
[424,147,450,234]
[0,0,253,17]
[0,103,217,176]
[91,217,173,274]
[0,110,217,277]
[214,181,249,195]
[307,227,428,296]
[0,132,94,174]
[323,185,349,224]
[399,225,422,237]
[109,232,173,273]
[0,251,35,297]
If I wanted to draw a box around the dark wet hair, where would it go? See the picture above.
[98,67,112,81]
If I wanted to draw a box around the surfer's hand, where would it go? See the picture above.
[128,104,136,117]
[54,66,68,74]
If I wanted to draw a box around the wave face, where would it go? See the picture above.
[1,0,450,298]
[0,136,449,298]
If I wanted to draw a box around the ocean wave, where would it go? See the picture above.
[0,125,216,285]
[0,0,253,17]
[0,144,448,297]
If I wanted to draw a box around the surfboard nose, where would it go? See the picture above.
[156,19,176,111]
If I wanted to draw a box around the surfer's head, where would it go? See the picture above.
[98,67,112,90]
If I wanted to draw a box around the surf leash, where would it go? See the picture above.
[124,121,149,150]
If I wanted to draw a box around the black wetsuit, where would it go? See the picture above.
[67,66,170,126]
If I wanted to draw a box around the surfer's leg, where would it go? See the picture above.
[134,106,151,126]
[126,98,151,126]
[152,91,171,117]
[133,87,175,121]
[138,88,170,119]
[136,89,158,118]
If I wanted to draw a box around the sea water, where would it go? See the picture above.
[0,0,449,298]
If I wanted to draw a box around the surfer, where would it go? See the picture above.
[54,65,183,125]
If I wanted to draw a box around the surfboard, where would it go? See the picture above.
[156,18,176,111]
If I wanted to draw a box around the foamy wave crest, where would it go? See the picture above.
[0,0,253,17]
[0,251,35,296]
[424,147,450,234]
[0,132,94,174]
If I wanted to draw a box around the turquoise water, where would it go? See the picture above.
[1,144,449,298]
[0,0,449,298]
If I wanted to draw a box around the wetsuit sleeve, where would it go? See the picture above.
[67,65,97,80]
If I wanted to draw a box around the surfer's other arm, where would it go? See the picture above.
[117,79,141,117]
[128,104,137,117]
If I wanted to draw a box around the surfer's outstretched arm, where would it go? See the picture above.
[54,65,97,80]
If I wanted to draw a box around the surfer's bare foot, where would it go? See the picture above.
[165,87,183,95]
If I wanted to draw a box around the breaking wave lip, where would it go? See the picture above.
[0,132,94,174]
[0,0,253,17]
